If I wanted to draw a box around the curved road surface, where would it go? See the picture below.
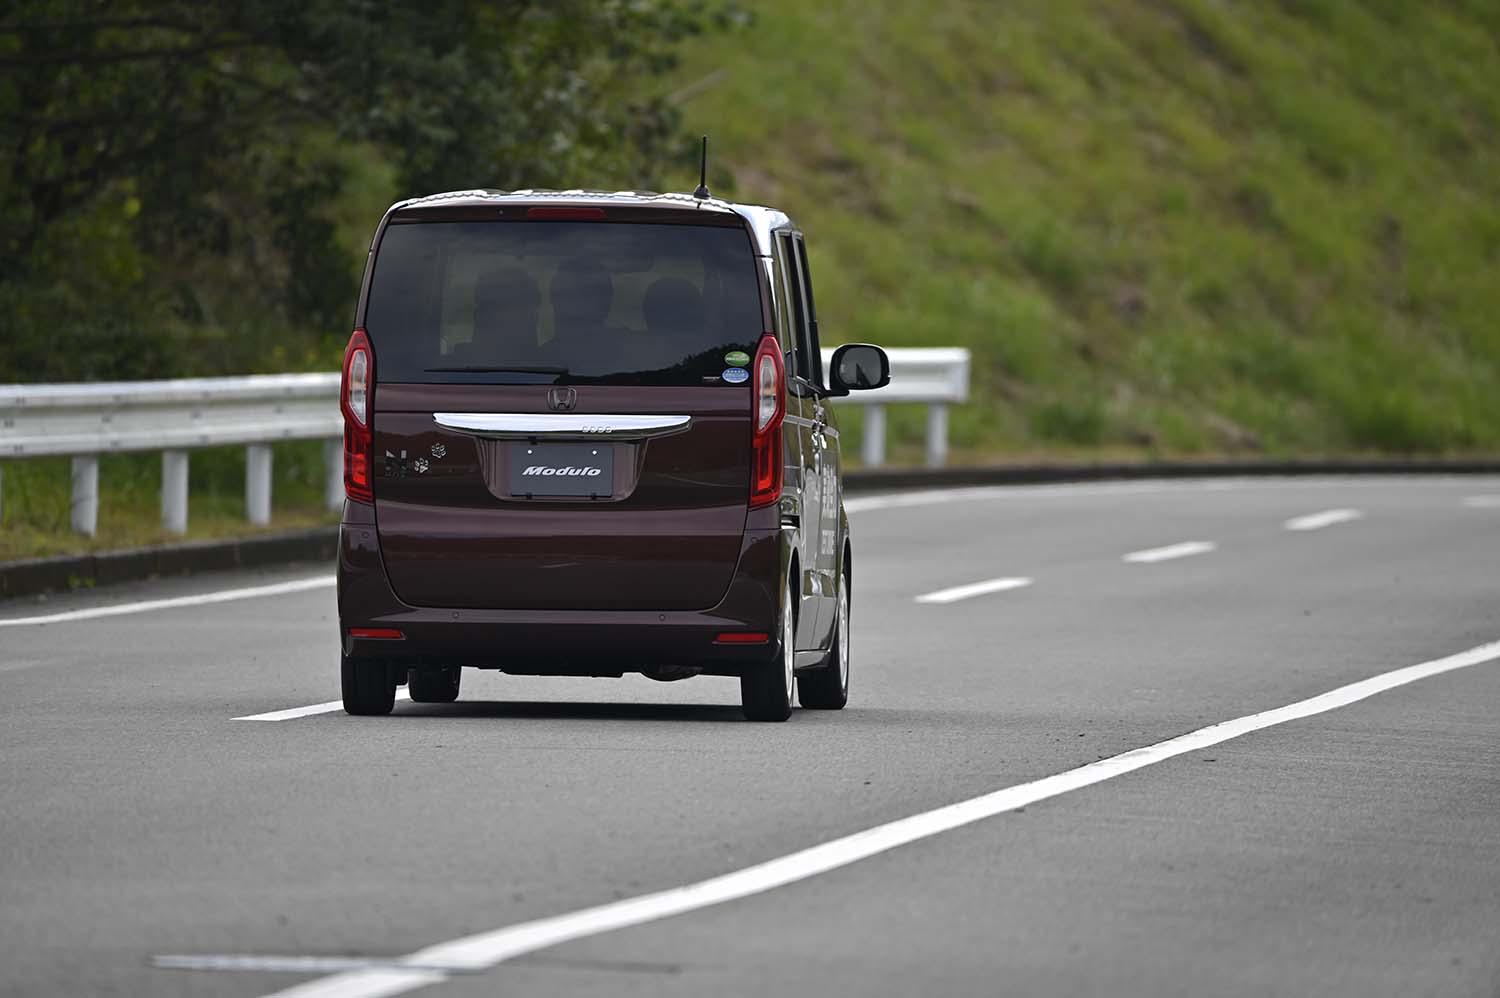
[2,476,1498,997]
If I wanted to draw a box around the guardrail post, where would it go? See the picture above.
[925,404,948,468]
[71,456,99,536]
[246,444,272,526]
[162,451,189,534]
[323,438,344,510]
[862,405,886,467]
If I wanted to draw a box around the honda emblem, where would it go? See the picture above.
[547,387,577,412]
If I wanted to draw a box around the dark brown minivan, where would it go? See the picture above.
[337,190,889,720]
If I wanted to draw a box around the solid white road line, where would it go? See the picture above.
[237,638,1500,998]
[234,690,410,722]
[1284,508,1363,531]
[1463,495,1500,508]
[154,956,478,975]
[0,575,335,628]
[1122,541,1216,564]
[914,577,1033,604]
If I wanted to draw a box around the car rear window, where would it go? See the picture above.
[364,220,763,386]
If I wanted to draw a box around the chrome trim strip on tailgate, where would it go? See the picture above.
[433,412,692,439]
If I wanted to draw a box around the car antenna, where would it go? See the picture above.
[693,135,711,200]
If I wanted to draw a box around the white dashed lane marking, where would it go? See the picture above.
[234,691,410,722]
[914,577,1033,605]
[1122,541,1216,564]
[1284,508,1363,531]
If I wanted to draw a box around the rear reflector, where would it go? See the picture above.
[526,206,607,220]
[349,628,404,640]
[715,632,770,644]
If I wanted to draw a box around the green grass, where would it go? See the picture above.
[0,442,337,562]
[656,0,1500,459]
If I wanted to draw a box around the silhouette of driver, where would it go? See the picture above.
[641,276,708,369]
[457,267,541,365]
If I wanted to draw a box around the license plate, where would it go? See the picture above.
[509,443,613,497]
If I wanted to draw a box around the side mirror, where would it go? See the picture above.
[828,343,890,396]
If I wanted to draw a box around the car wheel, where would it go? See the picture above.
[798,570,849,710]
[408,666,461,703]
[740,580,796,722]
[341,654,397,715]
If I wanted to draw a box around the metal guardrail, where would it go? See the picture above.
[0,375,343,536]
[0,349,969,536]
[824,347,969,468]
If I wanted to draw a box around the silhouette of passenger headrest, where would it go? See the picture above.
[475,267,541,316]
[642,277,705,336]
[467,267,542,356]
[550,259,614,333]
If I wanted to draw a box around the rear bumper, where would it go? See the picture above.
[337,501,785,676]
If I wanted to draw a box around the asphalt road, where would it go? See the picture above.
[2,476,1497,998]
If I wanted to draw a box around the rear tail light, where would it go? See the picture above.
[341,328,374,503]
[749,333,785,509]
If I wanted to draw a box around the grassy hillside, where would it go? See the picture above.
[660,0,1500,460]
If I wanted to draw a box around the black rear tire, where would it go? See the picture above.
[408,666,461,703]
[741,581,795,722]
[798,570,849,710]
[341,654,396,715]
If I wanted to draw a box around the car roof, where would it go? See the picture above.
[389,189,793,257]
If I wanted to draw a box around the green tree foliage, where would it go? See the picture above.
[0,1,727,381]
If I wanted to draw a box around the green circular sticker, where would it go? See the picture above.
[724,350,750,367]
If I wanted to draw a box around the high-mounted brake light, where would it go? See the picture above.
[748,333,785,509]
[341,328,374,504]
[526,206,607,220]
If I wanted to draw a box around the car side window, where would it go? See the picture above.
[791,236,824,386]
[778,232,818,388]
[771,234,801,379]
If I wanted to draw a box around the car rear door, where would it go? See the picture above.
[361,211,765,612]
